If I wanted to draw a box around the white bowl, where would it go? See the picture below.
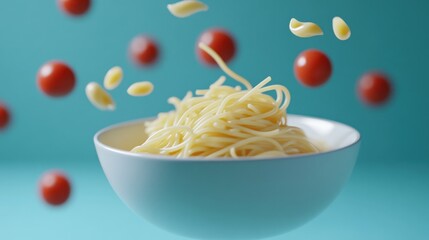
[94,115,360,240]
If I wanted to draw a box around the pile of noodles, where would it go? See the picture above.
[131,43,319,158]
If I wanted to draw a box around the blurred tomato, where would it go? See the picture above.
[0,102,10,130]
[294,49,332,87]
[39,171,71,206]
[358,72,392,105]
[129,35,159,66]
[37,61,76,97]
[197,28,236,66]
[58,0,91,16]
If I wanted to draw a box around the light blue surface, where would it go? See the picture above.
[1,160,428,239]
[0,0,428,239]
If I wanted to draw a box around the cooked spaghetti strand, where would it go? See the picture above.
[131,44,319,158]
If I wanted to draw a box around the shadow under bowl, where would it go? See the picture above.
[94,114,360,240]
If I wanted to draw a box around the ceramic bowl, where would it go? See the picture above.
[94,115,360,239]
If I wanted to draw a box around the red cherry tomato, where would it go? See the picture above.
[129,35,159,66]
[37,61,76,97]
[39,171,71,206]
[0,102,10,130]
[294,49,332,87]
[58,0,91,16]
[358,72,392,105]
[197,28,236,66]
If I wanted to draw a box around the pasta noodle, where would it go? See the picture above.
[127,81,154,96]
[104,66,123,90]
[131,43,320,158]
[289,18,323,38]
[332,16,351,40]
[85,82,115,110]
[167,0,208,18]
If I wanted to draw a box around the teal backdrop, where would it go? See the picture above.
[1,0,428,239]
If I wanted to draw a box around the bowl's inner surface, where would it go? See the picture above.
[97,115,359,154]
[98,120,148,151]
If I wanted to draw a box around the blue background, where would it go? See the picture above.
[1,0,428,239]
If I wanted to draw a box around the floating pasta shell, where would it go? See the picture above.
[85,82,115,110]
[104,66,123,90]
[332,16,351,40]
[167,0,208,18]
[127,81,154,96]
[289,18,323,38]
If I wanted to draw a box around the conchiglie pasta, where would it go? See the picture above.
[332,16,351,40]
[167,0,208,18]
[289,18,323,38]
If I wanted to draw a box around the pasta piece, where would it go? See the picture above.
[167,0,208,18]
[289,18,323,38]
[104,66,123,90]
[127,81,154,96]
[85,82,115,110]
[198,43,252,89]
[332,16,351,40]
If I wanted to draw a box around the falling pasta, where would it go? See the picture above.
[85,82,115,110]
[127,81,154,97]
[104,66,123,90]
[289,18,323,38]
[167,0,208,18]
[332,16,351,40]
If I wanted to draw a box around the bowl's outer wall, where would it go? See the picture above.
[96,142,359,239]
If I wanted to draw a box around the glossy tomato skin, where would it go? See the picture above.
[37,61,76,97]
[197,28,236,66]
[0,102,10,130]
[39,171,71,206]
[294,49,332,87]
[358,72,392,105]
[58,0,91,16]
[129,36,159,66]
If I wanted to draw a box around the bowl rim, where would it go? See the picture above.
[94,114,361,162]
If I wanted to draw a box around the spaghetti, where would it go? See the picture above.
[131,43,320,158]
